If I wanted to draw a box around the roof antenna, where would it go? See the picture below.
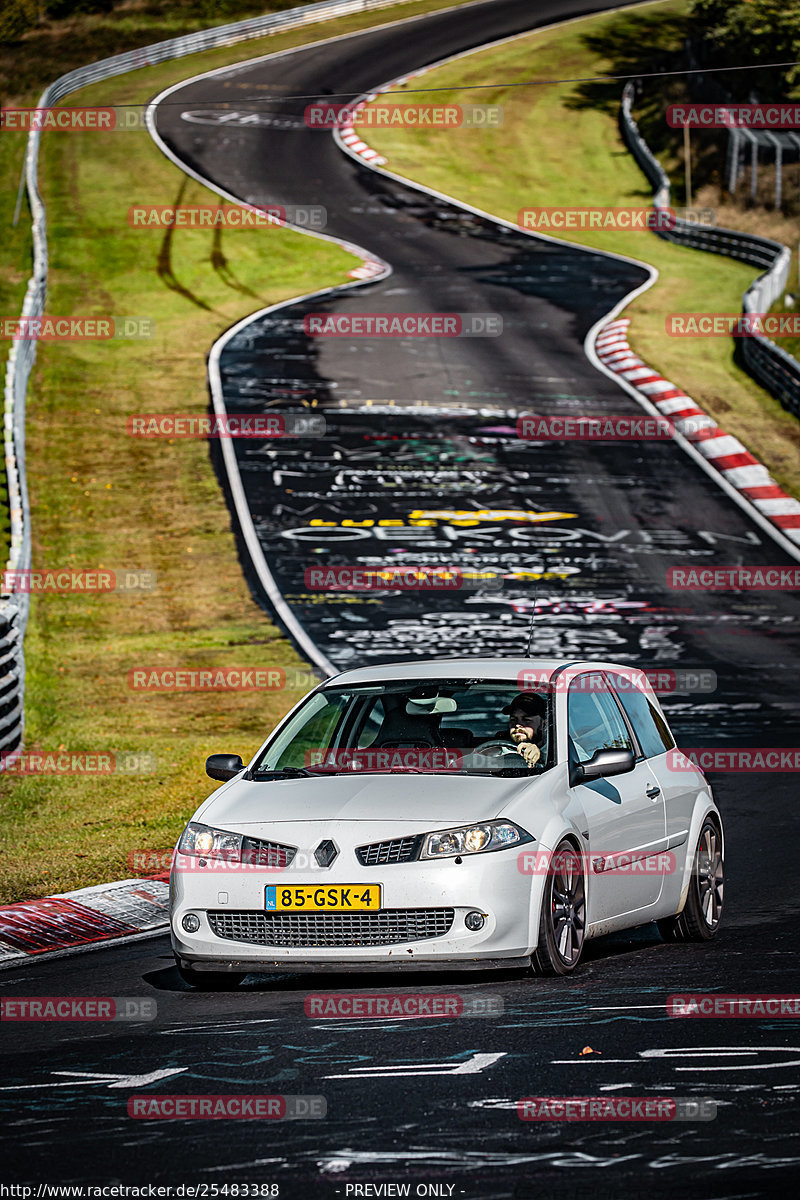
[525,584,540,657]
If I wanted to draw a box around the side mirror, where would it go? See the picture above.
[571,747,635,786]
[206,753,244,781]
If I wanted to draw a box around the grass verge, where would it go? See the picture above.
[360,0,800,498]
[0,0,481,903]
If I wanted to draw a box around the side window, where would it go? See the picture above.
[568,677,634,765]
[607,673,675,757]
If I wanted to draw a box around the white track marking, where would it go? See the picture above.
[324,1050,506,1078]
[0,1067,188,1091]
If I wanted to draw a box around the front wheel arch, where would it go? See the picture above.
[531,835,587,976]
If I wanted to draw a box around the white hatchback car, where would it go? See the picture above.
[171,658,724,988]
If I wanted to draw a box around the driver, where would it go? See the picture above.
[501,693,546,769]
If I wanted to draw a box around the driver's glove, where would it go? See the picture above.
[515,741,541,768]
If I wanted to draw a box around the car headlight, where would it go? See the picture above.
[420,820,532,860]
[178,821,242,860]
[176,822,296,869]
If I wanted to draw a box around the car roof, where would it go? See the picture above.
[322,658,626,685]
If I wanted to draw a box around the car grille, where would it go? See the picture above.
[207,908,454,947]
[241,837,296,868]
[356,836,422,866]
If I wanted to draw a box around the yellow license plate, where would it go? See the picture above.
[265,884,381,912]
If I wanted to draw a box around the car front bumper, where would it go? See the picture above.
[173,951,533,974]
[170,833,544,970]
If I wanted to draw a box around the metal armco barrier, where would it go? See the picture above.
[620,81,800,417]
[0,0,428,764]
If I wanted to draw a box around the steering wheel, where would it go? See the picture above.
[473,740,522,760]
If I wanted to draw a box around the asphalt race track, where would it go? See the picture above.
[3,0,800,1195]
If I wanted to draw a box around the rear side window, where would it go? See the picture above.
[607,673,675,758]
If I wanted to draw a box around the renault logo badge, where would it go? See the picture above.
[314,839,338,868]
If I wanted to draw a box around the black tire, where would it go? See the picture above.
[532,840,586,976]
[175,959,246,990]
[657,818,724,943]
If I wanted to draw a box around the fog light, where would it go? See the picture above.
[182,914,201,933]
[465,910,485,931]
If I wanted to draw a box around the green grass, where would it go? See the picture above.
[361,0,800,497]
[0,0,484,903]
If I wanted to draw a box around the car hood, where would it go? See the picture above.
[195,771,538,831]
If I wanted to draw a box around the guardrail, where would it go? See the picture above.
[620,81,800,418]
[0,0,428,763]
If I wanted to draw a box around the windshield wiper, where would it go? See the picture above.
[461,765,541,777]
[250,766,320,779]
[307,765,426,776]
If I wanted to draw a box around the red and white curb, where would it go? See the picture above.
[335,81,400,171]
[337,74,425,283]
[0,877,169,967]
[338,91,389,280]
[596,318,800,546]
[337,67,436,173]
[348,257,384,280]
[338,124,387,167]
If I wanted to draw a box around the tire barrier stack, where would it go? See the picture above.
[0,0,430,766]
[620,81,800,419]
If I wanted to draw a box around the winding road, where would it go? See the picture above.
[3,1,800,1194]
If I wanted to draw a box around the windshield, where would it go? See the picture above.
[251,679,553,777]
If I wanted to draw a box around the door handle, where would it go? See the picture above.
[646,785,661,799]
